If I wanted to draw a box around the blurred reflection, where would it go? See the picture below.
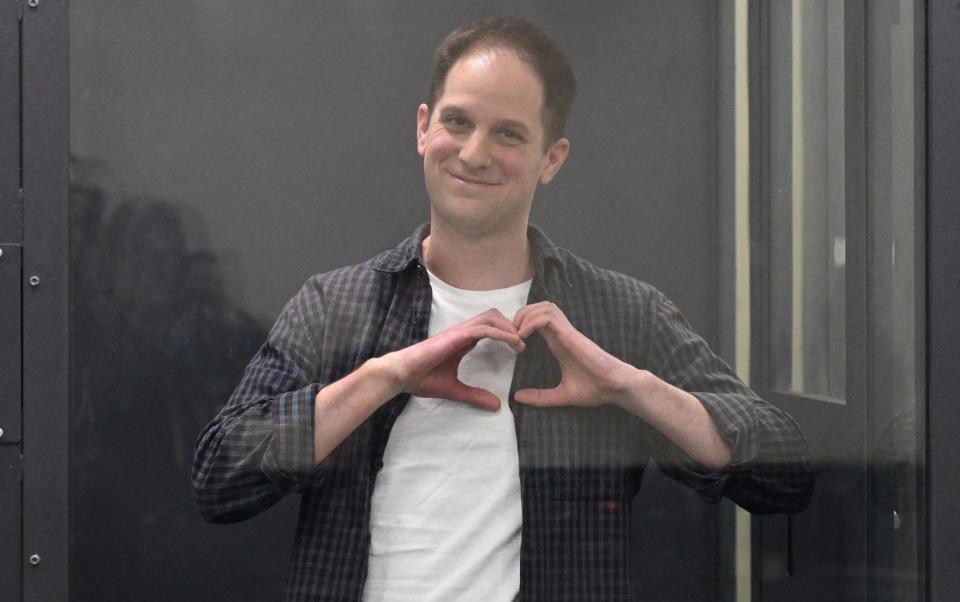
[70,159,268,599]
[871,407,921,598]
[872,408,917,516]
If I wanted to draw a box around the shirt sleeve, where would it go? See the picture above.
[645,290,814,514]
[192,285,330,523]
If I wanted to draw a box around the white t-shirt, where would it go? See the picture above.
[362,270,532,601]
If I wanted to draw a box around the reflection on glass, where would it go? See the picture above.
[69,159,276,599]
[866,1,922,600]
[769,0,846,401]
[765,0,924,599]
[68,4,746,601]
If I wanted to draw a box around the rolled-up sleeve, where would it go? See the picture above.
[192,287,330,523]
[645,290,814,514]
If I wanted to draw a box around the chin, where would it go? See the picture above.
[436,212,525,242]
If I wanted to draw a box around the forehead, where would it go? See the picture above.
[436,50,546,128]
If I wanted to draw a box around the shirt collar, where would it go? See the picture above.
[374,222,571,288]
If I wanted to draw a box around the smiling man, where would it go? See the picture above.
[193,17,813,601]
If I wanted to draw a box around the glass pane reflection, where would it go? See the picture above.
[768,0,847,402]
[69,3,736,601]
[866,1,923,600]
[64,1,925,600]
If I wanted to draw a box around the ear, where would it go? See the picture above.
[538,137,570,185]
[416,104,430,157]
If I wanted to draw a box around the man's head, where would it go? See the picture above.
[416,18,574,241]
[427,17,576,147]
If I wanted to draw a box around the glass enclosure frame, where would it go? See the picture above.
[747,1,928,600]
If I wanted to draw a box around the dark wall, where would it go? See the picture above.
[69,2,723,599]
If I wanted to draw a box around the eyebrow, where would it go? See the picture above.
[439,105,532,134]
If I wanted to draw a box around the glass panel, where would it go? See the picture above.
[759,1,924,599]
[866,1,923,600]
[69,3,736,600]
[768,0,847,402]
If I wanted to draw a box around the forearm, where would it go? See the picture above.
[194,356,398,522]
[616,368,732,471]
[313,356,402,464]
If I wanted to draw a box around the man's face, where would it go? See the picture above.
[417,49,569,239]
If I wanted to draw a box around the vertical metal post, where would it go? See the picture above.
[927,0,960,600]
[20,0,69,600]
[0,0,24,599]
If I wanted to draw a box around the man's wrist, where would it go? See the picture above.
[363,354,406,400]
[613,366,658,417]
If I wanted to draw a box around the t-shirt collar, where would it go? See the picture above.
[374,222,571,289]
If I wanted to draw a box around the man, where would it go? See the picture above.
[193,17,812,601]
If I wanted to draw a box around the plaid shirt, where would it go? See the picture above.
[193,224,812,601]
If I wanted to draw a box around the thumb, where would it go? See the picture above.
[514,387,564,407]
[448,382,501,411]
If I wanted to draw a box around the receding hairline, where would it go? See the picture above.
[426,16,577,145]
[427,46,554,143]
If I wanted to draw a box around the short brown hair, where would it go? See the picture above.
[428,16,577,145]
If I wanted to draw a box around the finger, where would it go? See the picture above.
[429,322,515,361]
[465,324,526,353]
[457,336,481,352]
[448,339,479,363]
[515,303,569,338]
[447,382,501,411]
[514,386,566,407]
[417,332,478,366]
[436,309,516,342]
[472,308,520,336]
[515,310,560,340]
[512,301,554,329]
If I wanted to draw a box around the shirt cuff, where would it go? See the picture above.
[691,391,760,467]
[262,383,327,490]
[681,391,762,502]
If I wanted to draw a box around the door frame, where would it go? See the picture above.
[747,1,869,599]
[924,0,960,600]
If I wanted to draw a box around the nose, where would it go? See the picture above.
[458,132,492,170]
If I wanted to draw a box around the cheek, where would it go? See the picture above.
[424,136,458,164]
[504,156,544,185]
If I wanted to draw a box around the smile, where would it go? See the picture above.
[447,172,500,186]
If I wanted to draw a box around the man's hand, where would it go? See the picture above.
[512,301,635,408]
[381,309,525,411]
[512,301,732,470]
[313,308,523,463]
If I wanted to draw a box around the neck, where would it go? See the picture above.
[421,220,534,291]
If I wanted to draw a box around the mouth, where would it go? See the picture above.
[447,171,500,186]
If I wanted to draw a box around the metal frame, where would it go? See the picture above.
[0,0,24,599]
[747,1,941,600]
[20,0,70,600]
[748,1,869,599]
[925,1,960,600]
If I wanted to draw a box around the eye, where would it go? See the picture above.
[498,128,524,143]
[443,115,470,131]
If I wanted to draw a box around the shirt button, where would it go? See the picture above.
[373,460,384,471]
[413,313,423,324]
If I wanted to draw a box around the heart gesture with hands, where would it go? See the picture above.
[512,301,638,410]
[318,300,730,469]
[387,308,524,411]
[388,302,638,412]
